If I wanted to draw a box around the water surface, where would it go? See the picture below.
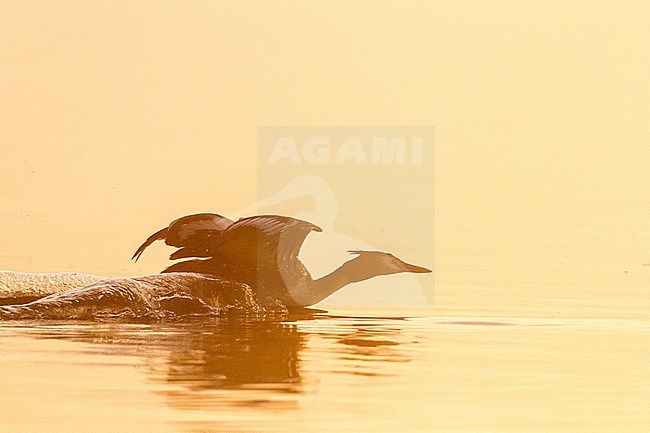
[2,308,648,433]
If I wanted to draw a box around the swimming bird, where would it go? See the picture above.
[132,213,431,307]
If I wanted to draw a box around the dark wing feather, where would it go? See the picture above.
[166,213,234,246]
[131,213,234,262]
[169,229,221,260]
[162,258,214,274]
[208,215,322,268]
[132,227,168,262]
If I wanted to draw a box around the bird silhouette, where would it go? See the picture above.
[132,213,431,307]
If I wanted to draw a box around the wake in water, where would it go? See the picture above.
[0,271,105,305]
[0,272,282,321]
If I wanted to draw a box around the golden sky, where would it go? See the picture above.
[1,1,649,314]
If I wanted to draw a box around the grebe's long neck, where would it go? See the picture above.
[287,257,379,307]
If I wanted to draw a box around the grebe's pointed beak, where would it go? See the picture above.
[403,262,432,273]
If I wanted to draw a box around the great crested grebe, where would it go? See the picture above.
[133,213,431,307]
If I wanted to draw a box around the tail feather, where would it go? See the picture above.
[132,227,168,262]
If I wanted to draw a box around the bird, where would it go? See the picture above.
[132,213,431,307]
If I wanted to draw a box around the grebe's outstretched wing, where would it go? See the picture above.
[132,213,234,262]
[210,215,322,267]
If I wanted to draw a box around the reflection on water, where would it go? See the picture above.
[1,309,649,433]
[161,321,303,392]
[23,320,304,397]
[33,320,306,392]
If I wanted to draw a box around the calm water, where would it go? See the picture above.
[1,307,649,433]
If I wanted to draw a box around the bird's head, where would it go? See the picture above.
[346,250,432,280]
